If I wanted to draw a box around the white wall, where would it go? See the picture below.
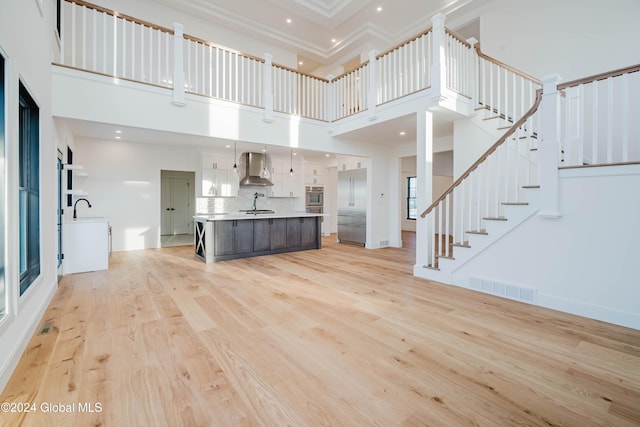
[0,0,59,392]
[452,165,640,329]
[480,0,640,82]
[75,138,202,251]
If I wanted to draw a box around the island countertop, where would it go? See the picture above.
[194,212,327,221]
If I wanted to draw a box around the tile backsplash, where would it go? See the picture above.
[197,187,302,214]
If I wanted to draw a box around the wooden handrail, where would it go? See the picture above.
[272,63,330,83]
[376,27,433,60]
[65,0,174,34]
[558,63,640,90]
[183,33,265,64]
[476,45,542,86]
[445,28,472,48]
[331,61,371,82]
[420,88,543,218]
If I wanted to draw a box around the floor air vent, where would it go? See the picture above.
[38,321,54,335]
[469,277,536,304]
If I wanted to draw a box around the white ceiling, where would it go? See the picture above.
[149,0,487,73]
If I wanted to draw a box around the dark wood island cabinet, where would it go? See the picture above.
[194,213,323,263]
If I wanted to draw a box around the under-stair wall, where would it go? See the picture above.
[451,164,640,330]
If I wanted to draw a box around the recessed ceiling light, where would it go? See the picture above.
[325,154,330,157]
[299,61,304,65]
[331,38,336,43]
[225,144,231,148]
[286,18,292,24]
[115,136,121,139]
[115,130,122,134]
[377,6,382,12]
[399,131,406,136]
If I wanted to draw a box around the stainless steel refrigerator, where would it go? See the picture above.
[337,168,366,246]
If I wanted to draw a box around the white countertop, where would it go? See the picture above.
[195,212,326,221]
[64,216,109,224]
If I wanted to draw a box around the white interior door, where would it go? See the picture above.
[170,178,190,234]
[161,175,193,236]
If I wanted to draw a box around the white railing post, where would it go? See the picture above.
[172,22,185,106]
[430,13,447,99]
[467,37,479,108]
[326,74,335,122]
[263,53,274,123]
[539,74,562,218]
[367,49,379,120]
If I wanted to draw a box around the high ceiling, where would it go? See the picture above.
[150,0,487,74]
[63,0,488,158]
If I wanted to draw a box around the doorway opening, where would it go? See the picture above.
[160,170,195,247]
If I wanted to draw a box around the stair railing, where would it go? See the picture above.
[556,64,640,168]
[419,89,542,269]
[475,47,541,131]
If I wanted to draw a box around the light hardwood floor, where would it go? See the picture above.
[1,233,639,426]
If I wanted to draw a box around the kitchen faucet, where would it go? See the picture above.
[73,198,92,219]
[252,192,264,214]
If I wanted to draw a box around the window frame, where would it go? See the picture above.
[406,176,417,220]
[18,81,40,295]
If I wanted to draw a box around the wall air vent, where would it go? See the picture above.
[469,276,537,304]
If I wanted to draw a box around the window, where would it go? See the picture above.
[19,82,40,295]
[407,176,417,220]
[0,55,5,315]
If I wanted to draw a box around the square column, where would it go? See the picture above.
[415,110,434,270]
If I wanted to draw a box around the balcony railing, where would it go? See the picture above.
[58,1,484,123]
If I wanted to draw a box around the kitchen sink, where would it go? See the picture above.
[239,209,275,214]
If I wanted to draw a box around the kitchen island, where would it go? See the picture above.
[194,212,324,263]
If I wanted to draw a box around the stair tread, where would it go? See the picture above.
[452,242,471,248]
[522,185,540,189]
[483,115,504,121]
[424,264,440,271]
[502,202,529,206]
[466,229,488,235]
[483,216,508,221]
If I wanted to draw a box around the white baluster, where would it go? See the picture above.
[130,20,135,80]
[140,24,145,81]
[592,81,598,164]
[92,8,97,71]
[622,73,629,162]
[71,4,76,67]
[445,193,450,258]
[577,84,584,167]
[607,76,613,163]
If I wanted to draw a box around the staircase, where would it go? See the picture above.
[415,61,640,298]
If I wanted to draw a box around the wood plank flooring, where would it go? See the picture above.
[1,233,639,426]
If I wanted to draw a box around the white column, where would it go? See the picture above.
[172,23,185,106]
[539,74,562,218]
[414,110,434,272]
[367,49,379,121]
[262,53,274,123]
[430,13,447,99]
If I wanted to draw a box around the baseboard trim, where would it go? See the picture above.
[0,279,58,393]
[537,293,640,330]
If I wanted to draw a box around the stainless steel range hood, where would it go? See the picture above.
[239,152,273,186]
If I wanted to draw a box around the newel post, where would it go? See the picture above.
[172,23,185,106]
[467,37,479,108]
[367,49,379,121]
[263,53,274,123]
[539,74,562,218]
[430,13,447,99]
[326,74,336,123]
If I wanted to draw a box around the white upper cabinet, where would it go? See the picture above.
[202,155,239,197]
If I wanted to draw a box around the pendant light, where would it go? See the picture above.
[232,142,238,174]
[289,147,294,176]
[261,145,272,179]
